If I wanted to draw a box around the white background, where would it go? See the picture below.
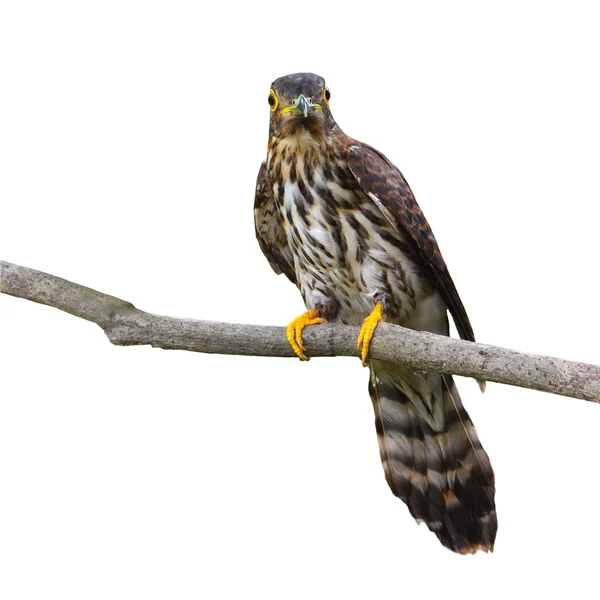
[1,1,599,598]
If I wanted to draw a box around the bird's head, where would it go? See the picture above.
[267,72,337,142]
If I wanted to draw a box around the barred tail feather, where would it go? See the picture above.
[368,363,497,554]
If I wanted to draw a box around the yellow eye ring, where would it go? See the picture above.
[323,86,331,105]
[268,89,278,112]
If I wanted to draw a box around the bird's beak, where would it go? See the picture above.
[281,94,322,118]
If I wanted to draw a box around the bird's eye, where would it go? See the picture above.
[323,86,331,105]
[268,89,278,112]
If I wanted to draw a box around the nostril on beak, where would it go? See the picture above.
[297,95,310,118]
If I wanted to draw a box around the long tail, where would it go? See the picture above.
[368,361,497,554]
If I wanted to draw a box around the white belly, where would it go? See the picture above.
[281,179,437,328]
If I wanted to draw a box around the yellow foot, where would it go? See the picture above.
[357,302,384,367]
[286,308,325,361]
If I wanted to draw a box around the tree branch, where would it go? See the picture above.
[1,260,599,404]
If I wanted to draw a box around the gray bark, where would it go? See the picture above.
[1,260,599,403]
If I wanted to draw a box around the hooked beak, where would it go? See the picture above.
[281,94,322,118]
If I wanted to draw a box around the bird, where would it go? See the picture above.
[254,72,496,554]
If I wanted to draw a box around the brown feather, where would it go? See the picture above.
[369,361,497,553]
[346,143,476,343]
[254,161,296,283]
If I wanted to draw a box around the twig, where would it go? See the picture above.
[1,260,599,403]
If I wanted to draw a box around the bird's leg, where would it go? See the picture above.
[286,308,325,361]
[357,301,384,367]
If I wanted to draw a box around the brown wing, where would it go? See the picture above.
[346,143,475,343]
[254,161,296,284]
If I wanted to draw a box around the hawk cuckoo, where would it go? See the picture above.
[254,73,496,554]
